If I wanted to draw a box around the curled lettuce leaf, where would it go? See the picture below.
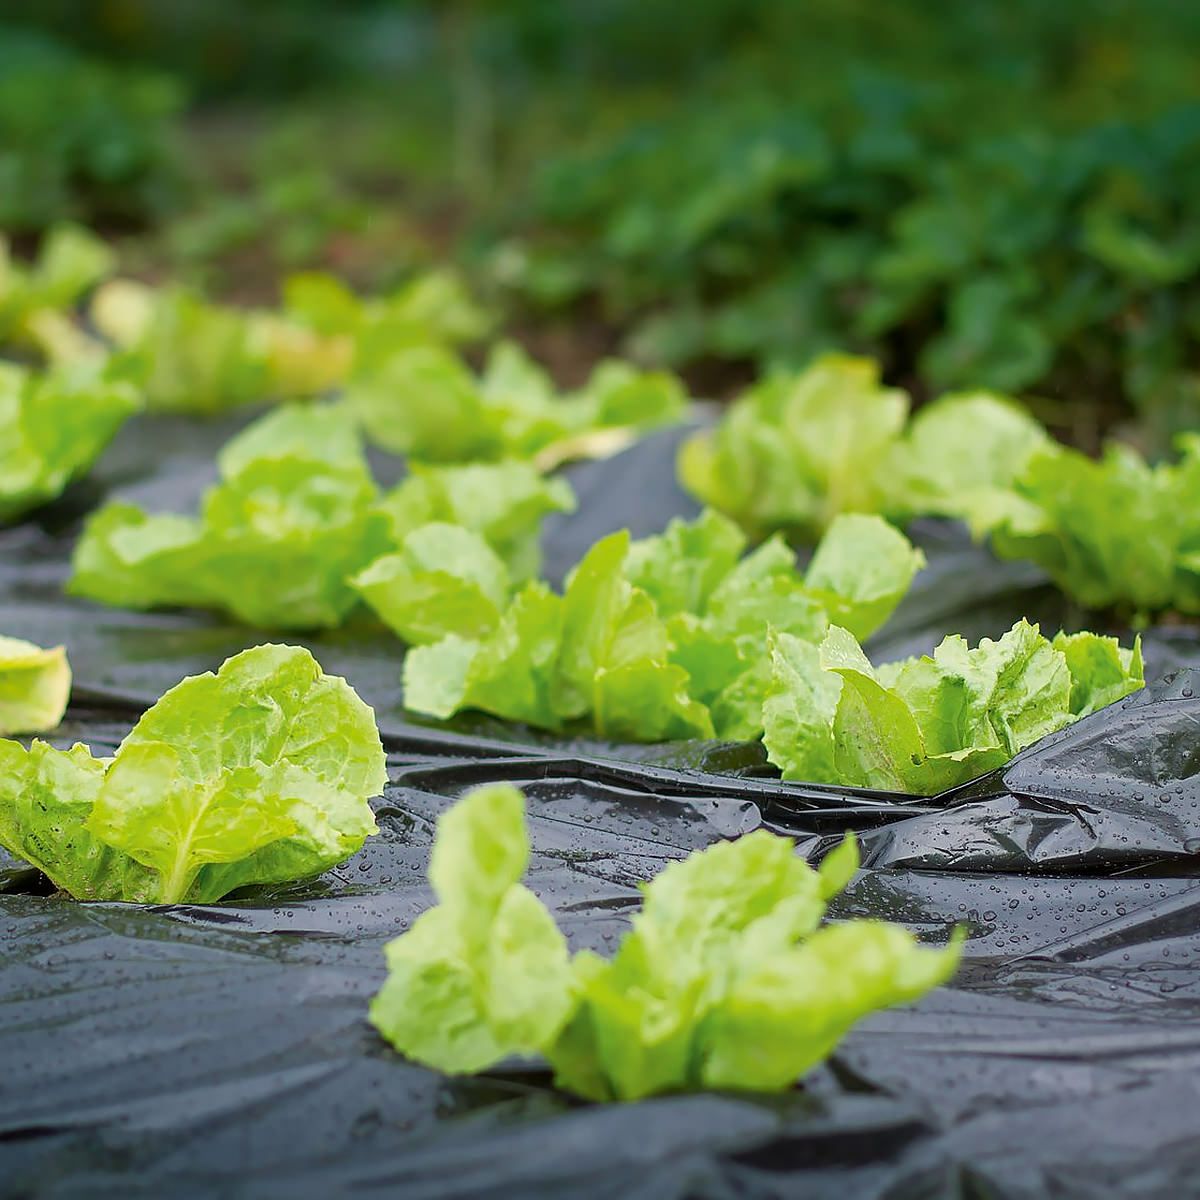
[0,645,385,903]
[70,405,394,630]
[370,783,962,1100]
[346,339,687,465]
[678,354,907,541]
[763,620,1144,794]
[0,636,71,735]
[0,363,140,522]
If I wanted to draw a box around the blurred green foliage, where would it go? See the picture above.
[4,0,1200,437]
[0,30,182,232]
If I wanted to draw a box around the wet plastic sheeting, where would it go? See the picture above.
[3,415,1200,1198]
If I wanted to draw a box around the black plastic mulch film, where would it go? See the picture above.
[3,416,1200,1200]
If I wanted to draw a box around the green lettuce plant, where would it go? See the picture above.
[370,782,962,1101]
[345,338,687,465]
[969,436,1200,621]
[282,267,492,373]
[70,405,392,629]
[0,644,385,903]
[402,507,924,740]
[0,636,70,735]
[0,225,115,359]
[763,619,1144,794]
[678,354,1050,542]
[69,406,573,630]
[0,361,140,523]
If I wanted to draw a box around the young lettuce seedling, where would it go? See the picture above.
[370,783,962,1100]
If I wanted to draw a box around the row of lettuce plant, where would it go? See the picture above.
[9,228,1197,630]
[0,638,960,1098]
[3,225,687,456]
[62,404,1143,795]
[682,353,1200,622]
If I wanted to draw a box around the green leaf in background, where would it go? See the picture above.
[884,391,1052,525]
[0,363,140,523]
[764,620,1144,794]
[69,404,393,630]
[347,338,687,466]
[0,224,115,359]
[0,636,71,736]
[369,783,574,1073]
[981,439,1198,619]
[0,645,385,903]
[371,783,962,1100]
[919,275,1055,394]
[678,354,909,541]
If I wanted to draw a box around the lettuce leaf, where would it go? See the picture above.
[0,363,140,522]
[678,354,907,540]
[70,405,393,630]
[404,534,712,740]
[763,620,1144,794]
[371,783,962,1100]
[353,523,511,645]
[404,583,566,729]
[977,438,1200,619]
[883,391,1052,523]
[97,283,272,414]
[369,783,574,1072]
[0,636,71,735]
[375,459,575,582]
[0,644,385,903]
[346,339,687,465]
